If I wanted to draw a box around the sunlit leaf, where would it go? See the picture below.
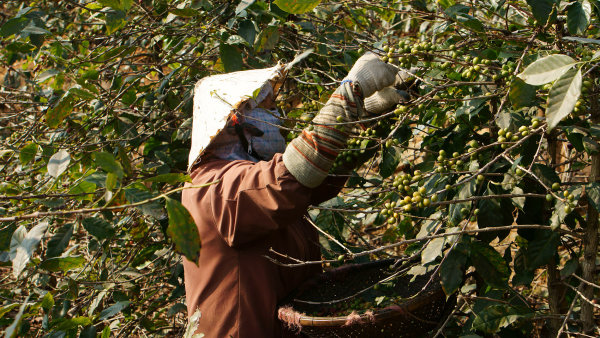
[47,149,71,178]
[274,0,321,14]
[40,256,86,272]
[50,316,92,331]
[517,54,576,85]
[41,292,54,312]
[10,222,48,278]
[546,67,582,130]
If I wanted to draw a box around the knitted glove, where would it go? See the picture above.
[283,82,361,187]
[283,53,401,188]
[345,52,399,97]
[364,87,410,115]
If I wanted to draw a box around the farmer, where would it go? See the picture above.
[182,53,408,337]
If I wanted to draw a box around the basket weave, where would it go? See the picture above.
[278,260,455,338]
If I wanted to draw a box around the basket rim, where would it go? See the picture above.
[288,288,446,327]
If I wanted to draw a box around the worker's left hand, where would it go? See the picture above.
[345,52,399,98]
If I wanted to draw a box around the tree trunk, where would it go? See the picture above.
[547,131,567,335]
[582,98,600,333]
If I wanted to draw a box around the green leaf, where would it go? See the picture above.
[102,326,111,338]
[219,44,243,72]
[169,8,200,17]
[46,223,73,258]
[124,184,164,218]
[440,246,467,295]
[513,248,534,286]
[0,223,16,252]
[254,25,280,52]
[19,142,37,165]
[105,172,118,191]
[531,163,560,188]
[517,54,576,85]
[68,181,96,201]
[82,217,115,240]
[274,0,321,14]
[470,241,509,289]
[47,149,71,178]
[98,301,130,320]
[561,257,579,279]
[525,231,559,269]
[546,67,582,130]
[69,86,96,100]
[445,5,484,32]
[380,146,401,178]
[145,173,191,185]
[563,36,600,44]
[3,296,29,338]
[40,256,86,272]
[105,10,126,35]
[437,0,455,9]
[567,1,591,35]
[93,152,124,178]
[509,78,536,108]
[0,304,19,319]
[80,326,97,338]
[165,197,201,263]
[587,182,600,213]
[472,304,529,334]
[51,316,92,331]
[0,16,29,37]
[46,92,74,128]
[525,0,558,24]
[41,292,54,312]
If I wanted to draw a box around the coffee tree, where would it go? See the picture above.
[1,0,599,336]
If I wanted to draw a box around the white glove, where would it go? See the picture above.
[345,52,398,97]
[364,87,410,115]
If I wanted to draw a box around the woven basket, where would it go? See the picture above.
[278,260,455,338]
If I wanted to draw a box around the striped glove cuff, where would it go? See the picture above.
[283,81,363,188]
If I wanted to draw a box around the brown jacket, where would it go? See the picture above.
[182,153,344,337]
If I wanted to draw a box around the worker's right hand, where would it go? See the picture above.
[345,52,399,98]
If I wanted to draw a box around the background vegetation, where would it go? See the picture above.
[1,0,600,336]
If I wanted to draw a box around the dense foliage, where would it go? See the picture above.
[1,0,600,336]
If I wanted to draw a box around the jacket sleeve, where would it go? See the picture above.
[203,153,324,247]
